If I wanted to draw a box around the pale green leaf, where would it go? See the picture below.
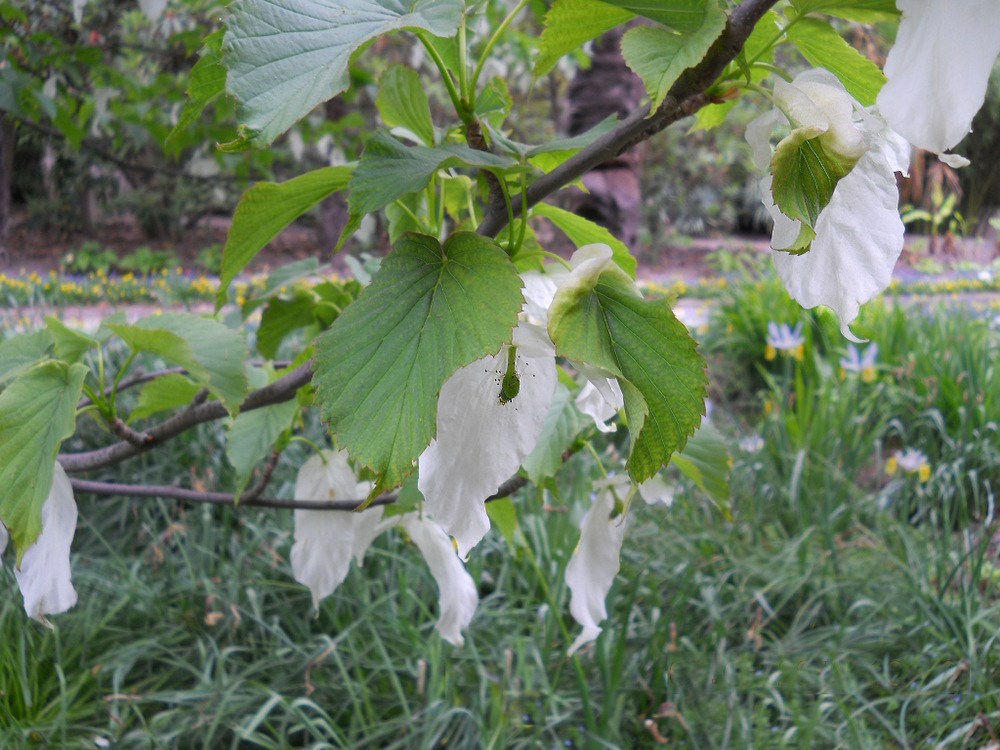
[130,373,204,422]
[108,313,249,416]
[786,18,886,106]
[223,0,463,148]
[313,232,523,490]
[219,167,353,308]
[476,77,512,130]
[0,361,88,560]
[791,0,899,23]
[348,131,513,217]
[670,422,729,504]
[535,0,633,77]
[548,271,707,483]
[45,317,97,364]
[598,0,715,32]
[0,330,53,386]
[168,28,226,143]
[521,383,589,485]
[485,496,523,549]
[770,126,859,237]
[621,4,727,111]
[377,64,435,147]
[531,203,637,278]
[226,399,298,502]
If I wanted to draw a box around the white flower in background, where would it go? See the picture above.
[290,450,384,609]
[418,319,558,558]
[886,448,931,483]
[877,0,1000,167]
[14,463,78,624]
[840,343,879,382]
[637,475,675,508]
[747,69,910,340]
[396,513,479,647]
[565,474,629,655]
[738,434,765,454]
[765,321,805,360]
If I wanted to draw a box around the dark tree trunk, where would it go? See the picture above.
[0,113,14,266]
[564,25,646,249]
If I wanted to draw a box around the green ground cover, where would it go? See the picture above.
[3,270,1000,749]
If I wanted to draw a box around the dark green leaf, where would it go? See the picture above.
[0,330,53,386]
[168,29,226,143]
[226,399,298,502]
[521,383,589,485]
[130,373,204,422]
[314,232,524,490]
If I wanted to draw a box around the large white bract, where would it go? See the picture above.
[877,0,1000,166]
[12,463,79,624]
[565,475,630,655]
[747,69,910,340]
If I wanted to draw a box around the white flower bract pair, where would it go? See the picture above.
[290,450,478,646]
[747,69,910,341]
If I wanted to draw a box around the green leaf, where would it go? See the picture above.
[313,232,524,490]
[791,0,899,23]
[241,257,324,316]
[770,126,859,235]
[222,0,463,148]
[786,18,886,106]
[670,422,729,505]
[485,496,523,549]
[377,64,435,147]
[621,4,727,112]
[257,292,321,359]
[130,373,204,422]
[521,383,589,485]
[168,29,226,143]
[531,203,637,278]
[535,0,633,77]
[226,399,298,502]
[45,317,97,364]
[548,271,706,483]
[0,361,88,561]
[108,313,249,416]
[348,131,513,218]
[476,77,512,130]
[0,330,53,386]
[597,0,715,32]
[219,167,353,308]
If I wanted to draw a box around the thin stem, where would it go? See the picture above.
[109,351,137,420]
[470,0,529,94]
[416,31,465,120]
[458,16,470,104]
[745,14,801,68]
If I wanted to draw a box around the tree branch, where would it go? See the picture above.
[476,0,780,237]
[59,361,315,473]
[69,473,531,511]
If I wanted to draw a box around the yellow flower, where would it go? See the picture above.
[861,366,877,384]
[765,345,777,361]
[885,456,898,476]
[918,464,931,483]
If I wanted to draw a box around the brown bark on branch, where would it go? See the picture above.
[476,0,781,237]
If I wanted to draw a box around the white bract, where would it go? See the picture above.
[877,0,1000,167]
[575,379,623,433]
[637,475,675,508]
[290,450,383,610]
[291,450,478,646]
[565,475,629,655]
[418,319,557,558]
[747,69,910,340]
[14,463,79,625]
[396,513,479,647]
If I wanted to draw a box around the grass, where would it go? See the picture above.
[3,269,1000,748]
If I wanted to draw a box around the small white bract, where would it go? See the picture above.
[739,434,765,454]
[877,0,1000,166]
[565,475,629,655]
[637,475,676,508]
[14,463,79,625]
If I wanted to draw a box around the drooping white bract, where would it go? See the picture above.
[14,463,78,624]
[877,0,1000,167]
[418,319,557,559]
[575,379,624,433]
[637,475,675,508]
[565,474,629,655]
[747,69,910,341]
[397,513,479,647]
[290,450,384,610]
